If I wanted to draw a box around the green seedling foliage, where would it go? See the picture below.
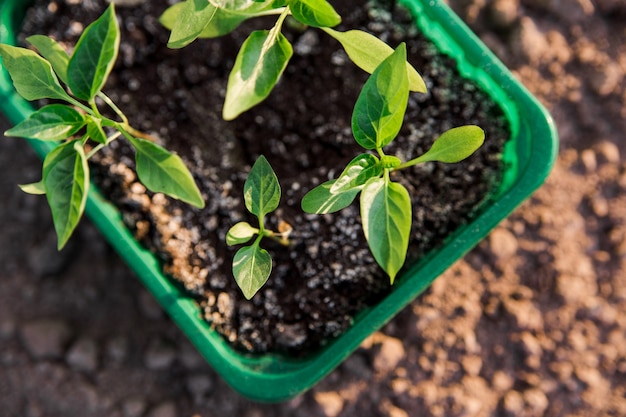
[226,221,259,245]
[352,43,409,150]
[85,116,108,144]
[244,155,281,217]
[19,181,46,195]
[2,6,204,249]
[330,153,381,194]
[67,4,119,101]
[165,0,218,48]
[26,35,70,84]
[162,0,277,44]
[0,45,71,101]
[223,29,293,120]
[360,176,411,284]
[404,125,485,165]
[288,0,341,28]
[126,134,205,208]
[43,141,90,249]
[160,1,425,119]
[5,104,85,141]
[301,180,361,214]
[228,155,285,299]
[302,43,485,282]
[233,241,272,299]
[322,28,426,93]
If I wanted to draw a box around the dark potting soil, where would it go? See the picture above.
[20,0,509,355]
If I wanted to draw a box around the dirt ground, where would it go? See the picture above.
[1,0,625,416]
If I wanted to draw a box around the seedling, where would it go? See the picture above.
[226,155,291,299]
[0,5,204,249]
[302,44,485,283]
[159,0,427,120]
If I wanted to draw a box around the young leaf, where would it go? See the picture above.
[85,116,108,145]
[232,242,272,299]
[322,28,426,93]
[26,35,70,85]
[67,4,120,101]
[161,2,247,41]
[360,176,411,283]
[0,45,71,101]
[19,181,46,195]
[223,29,293,120]
[244,155,280,218]
[126,135,205,208]
[288,0,341,28]
[5,104,85,141]
[226,221,258,245]
[410,125,485,164]
[330,153,381,194]
[352,43,409,150]
[43,141,90,249]
[301,180,360,214]
[164,0,218,48]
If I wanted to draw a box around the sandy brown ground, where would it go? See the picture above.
[1,0,625,416]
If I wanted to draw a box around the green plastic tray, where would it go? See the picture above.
[0,0,557,402]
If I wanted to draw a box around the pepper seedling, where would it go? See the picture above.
[159,0,427,120]
[0,5,204,249]
[226,155,291,299]
[301,43,485,283]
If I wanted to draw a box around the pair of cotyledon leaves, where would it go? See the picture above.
[0,5,204,249]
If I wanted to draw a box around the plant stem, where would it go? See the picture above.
[97,92,129,126]
[65,96,92,115]
[394,155,427,171]
[84,131,121,160]
[254,7,287,17]
[272,6,290,35]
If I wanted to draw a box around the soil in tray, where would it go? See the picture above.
[20,0,509,355]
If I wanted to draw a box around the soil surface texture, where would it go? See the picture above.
[1,0,625,416]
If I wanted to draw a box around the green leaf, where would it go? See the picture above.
[43,141,90,249]
[322,28,426,93]
[330,153,381,193]
[232,242,272,299]
[0,44,71,101]
[85,116,107,144]
[161,3,241,41]
[164,0,217,48]
[411,125,485,164]
[5,104,85,141]
[126,135,205,208]
[26,35,70,85]
[162,1,277,41]
[244,155,280,218]
[360,176,411,283]
[19,181,46,195]
[352,43,409,150]
[288,0,341,28]
[226,221,259,245]
[223,29,293,120]
[301,180,360,214]
[67,4,120,101]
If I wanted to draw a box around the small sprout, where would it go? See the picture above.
[1,5,204,249]
[302,44,485,283]
[227,156,290,299]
